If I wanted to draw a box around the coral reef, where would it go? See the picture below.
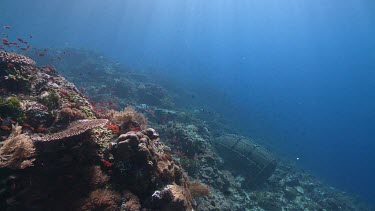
[0,51,36,66]
[0,49,372,210]
[34,48,174,110]
[152,184,193,211]
[0,52,36,93]
[107,106,147,133]
[0,52,194,210]
[109,129,192,209]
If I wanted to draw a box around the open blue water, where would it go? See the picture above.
[1,0,375,203]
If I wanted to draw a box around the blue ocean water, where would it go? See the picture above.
[1,0,375,203]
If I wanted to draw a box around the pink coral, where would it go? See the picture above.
[0,51,36,66]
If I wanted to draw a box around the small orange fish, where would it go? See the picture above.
[9,119,16,124]
[107,124,119,133]
[1,136,7,140]
[0,126,11,131]
[129,124,141,131]
[102,160,112,167]
[0,117,3,122]
[23,123,31,127]
[17,37,24,43]
[37,127,47,132]
[2,38,10,46]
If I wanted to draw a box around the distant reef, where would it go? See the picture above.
[0,50,372,210]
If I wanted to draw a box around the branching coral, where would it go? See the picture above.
[107,106,147,132]
[33,119,108,141]
[0,124,36,169]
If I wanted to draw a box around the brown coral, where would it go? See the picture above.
[60,107,87,121]
[123,190,142,211]
[158,185,193,211]
[87,166,110,188]
[107,106,147,132]
[188,180,210,198]
[79,189,121,211]
[33,119,108,141]
[0,124,36,169]
[0,51,36,66]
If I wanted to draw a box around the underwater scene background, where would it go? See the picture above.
[1,0,375,210]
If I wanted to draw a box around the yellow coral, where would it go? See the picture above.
[0,125,36,169]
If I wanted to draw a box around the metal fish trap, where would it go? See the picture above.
[214,134,277,187]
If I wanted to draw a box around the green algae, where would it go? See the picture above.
[0,96,21,117]
[38,90,60,110]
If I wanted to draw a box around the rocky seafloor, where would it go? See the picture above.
[0,49,373,210]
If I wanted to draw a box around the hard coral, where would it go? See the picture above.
[110,128,192,209]
[33,119,108,141]
[0,51,36,66]
[60,107,87,122]
[38,90,60,110]
[24,101,53,127]
[155,185,193,211]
